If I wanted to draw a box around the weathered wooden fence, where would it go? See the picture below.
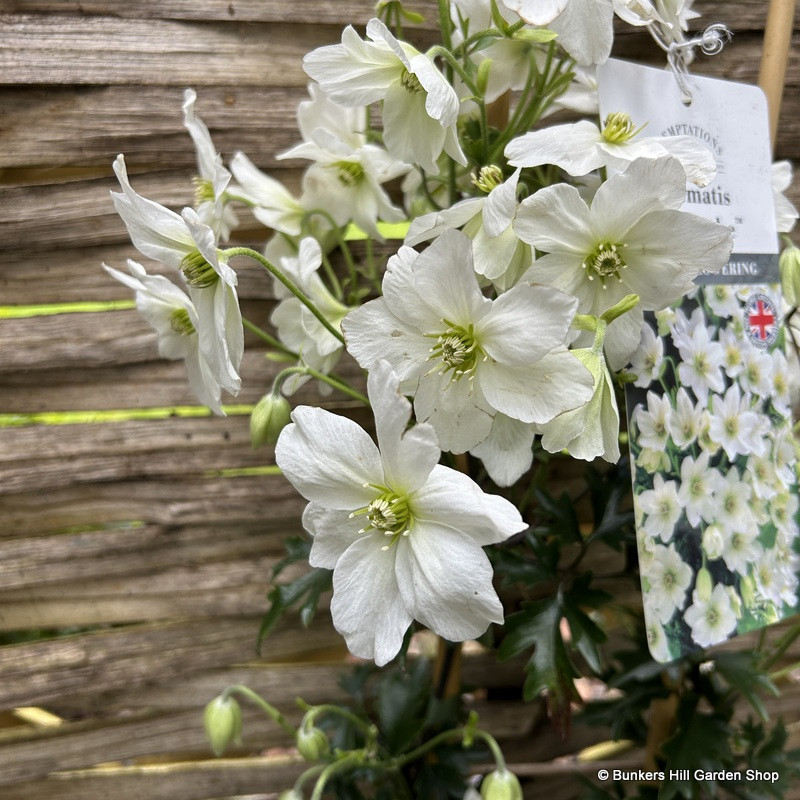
[1,2,800,798]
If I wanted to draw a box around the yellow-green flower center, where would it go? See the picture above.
[472,165,504,194]
[583,242,627,287]
[400,68,424,94]
[193,176,216,205]
[426,321,483,381]
[351,485,414,549]
[181,250,219,288]
[334,159,366,187]
[170,307,196,336]
[601,112,644,144]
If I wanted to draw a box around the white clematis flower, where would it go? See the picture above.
[343,230,594,453]
[638,473,681,542]
[103,259,227,415]
[275,360,525,666]
[229,151,311,238]
[303,19,466,174]
[182,89,238,241]
[270,237,351,393]
[278,84,408,239]
[684,584,738,648]
[405,167,531,289]
[506,113,717,186]
[111,154,243,395]
[514,157,733,369]
[646,543,693,624]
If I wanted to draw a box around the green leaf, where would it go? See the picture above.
[534,487,583,545]
[659,699,732,800]
[713,652,778,721]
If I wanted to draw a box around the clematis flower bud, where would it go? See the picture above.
[250,393,292,449]
[204,694,242,756]
[278,790,304,800]
[694,568,713,603]
[481,769,523,800]
[296,725,330,761]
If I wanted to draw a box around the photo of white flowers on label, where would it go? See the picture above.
[628,283,800,662]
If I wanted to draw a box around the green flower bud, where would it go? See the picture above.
[296,725,330,761]
[780,243,800,307]
[740,574,756,609]
[695,568,713,603]
[250,392,292,449]
[278,790,304,800]
[481,769,523,800]
[203,695,242,756]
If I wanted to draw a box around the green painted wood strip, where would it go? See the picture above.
[0,405,254,427]
[0,301,136,319]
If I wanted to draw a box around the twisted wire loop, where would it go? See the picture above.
[648,22,734,105]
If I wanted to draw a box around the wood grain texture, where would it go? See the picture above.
[0,617,342,710]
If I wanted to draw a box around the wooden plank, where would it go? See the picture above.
[0,414,313,494]
[0,707,307,787]
[0,757,306,800]
[0,617,342,710]
[0,521,296,591]
[0,557,277,629]
[2,81,800,175]
[0,303,278,372]
[2,0,436,24]
[0,85,305,170]
[0,169,300,253]
[0,16,346,87]
[0,352,365,411]
[0,0,774,30]
[2,475,308,534]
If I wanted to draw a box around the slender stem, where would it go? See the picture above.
[294,764,326,794]
[273,365,370,406]
[222,191,256,207]
[761,621,800,671]
[320,249,344,301]
[242,317,296,357]
[304,209,361,301]
[224,247,345,345]
[310,753,363,800]
[223,684,296,737]
[299,702,376,735]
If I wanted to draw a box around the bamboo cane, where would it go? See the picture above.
[758,0,797,151]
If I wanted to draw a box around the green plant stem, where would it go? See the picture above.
[761,621,800,671]
[273,366,370,406]
[242,317,297,357]
[298,701,376,735]
[303,209,361,301]
[223,684,296,737]
[224,247,345,345]
[320,249,344,301]
[293,764,326,794]
[310,753,364,800]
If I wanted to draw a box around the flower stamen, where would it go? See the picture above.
[583,242,627,287]
[181,250,220,288]
[601,112,646,144]
[169,307,196,336]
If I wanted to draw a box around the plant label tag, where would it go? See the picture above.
[597,59,799,661]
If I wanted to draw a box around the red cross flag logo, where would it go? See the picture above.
[743,292,779,349]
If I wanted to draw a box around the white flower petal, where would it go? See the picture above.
[405,199,484,246]
[477,283,577,365]
[505,121,605,175]
[470,414,536,487]
[331,535,412,665]
[304,503,367,569]
[368,360,440,492]
[396,525,504,641]
[480,349,593,424]
[515,183,595,254]
[411,464,525,544]
[275,406,384,509]
[502,0,569,25]
[482,168,521,237]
